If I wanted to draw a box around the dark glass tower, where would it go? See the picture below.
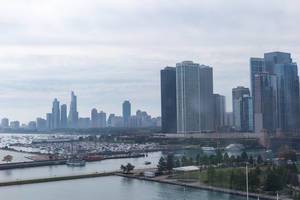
[122,100,131,127]
[60,104,67,128]
[160,66,177,133]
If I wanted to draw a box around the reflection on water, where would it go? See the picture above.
[0,176,255,200]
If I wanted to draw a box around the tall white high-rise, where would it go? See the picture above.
[176,61,214,133]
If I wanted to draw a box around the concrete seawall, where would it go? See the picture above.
[115,173,282,200]
[0,172,114,187]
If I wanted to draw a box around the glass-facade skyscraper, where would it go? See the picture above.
[122,100,131,127]
[252,52,300,133]
[160,67,177,133]
[68,91,78,128]
[176,61,214,133]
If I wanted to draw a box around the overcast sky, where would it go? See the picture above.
[0,0,300,123]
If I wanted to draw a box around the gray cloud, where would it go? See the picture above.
[0,0,300,122]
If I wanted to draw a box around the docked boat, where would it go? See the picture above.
[66,159,86,167]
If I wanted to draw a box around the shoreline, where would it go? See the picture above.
[115,173,283,200]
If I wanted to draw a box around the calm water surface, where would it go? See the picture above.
[0,152,162,182]
[0,176,254,200]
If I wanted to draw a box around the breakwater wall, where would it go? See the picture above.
[0,172,114,187]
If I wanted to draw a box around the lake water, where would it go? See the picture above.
[0,176,254,200]
[0,151,162,182]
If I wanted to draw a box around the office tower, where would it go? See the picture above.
[225,112,233,127]
[28,121,37,130]
[46,113,52,130]
[136,110,152,127]
[240,95,254,132]
[254,73,278,133]
[176,61,214,133]
[10,121,20,129]
[1,118,9,128]
[52,98,60,129]
[213,94,226,131]
[251,52,300,132]
[107,114,123,127]
[122,100,131,127]
[265,52,300,131]
[250,58,265,95]
[160,66,177,133]
[91,108,98,128]
[68,91,79,128]
[98,111,107,128]
[78,117,90,129]
[36,118,47,131]
[232,86,250,130]
[60,104,67,128]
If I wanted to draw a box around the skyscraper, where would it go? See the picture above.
[160,67,177,133]
[251,52,300,133]
[98,111,107,128]
[267,52,300,131]
[213,94,226,131]
[46,113,52,130]
[122,100,131,127]
[91,108,98,128]
[176,61,214,133]
[232,86,250,130]
[60,104,67,128]
[1,118,9,128]
[254,72,278,133]
[52,98,60,129]
[250,57,265,95]
[68,91,78,128]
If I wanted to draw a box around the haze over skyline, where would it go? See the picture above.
[1,0,300,122]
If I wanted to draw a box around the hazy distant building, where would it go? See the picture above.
[176,61,214,133]
[36,118,47,131]
[232,86,250,130]
[10,121,20,129]
[213,94,226,131]
[28,121,37,130]
[91,108,98,128]
[60,104,67,128]
[52,98,60,129]
[98,111,107,128]
[160,67,177,133]
[78,117,90,129]
[46,113,52,130]
[1,118,9,128]
[68,91,78,128]
[107,114,123,127]
[122,101,131,127]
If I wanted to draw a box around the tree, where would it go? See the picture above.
[257,155,263,164]
[125,163,135,173]
[157,156,167,173]
[181,155,188,166]
[241,151,248,163]
[166,154,174,171]
[2,155,13,163]
[223,152,229,163]
[249,169,260,191]
[248,156,254,166]
[216,150,223,164]
[120,163,135,174]
[207,166,216,184]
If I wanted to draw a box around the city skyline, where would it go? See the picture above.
[1,1,300,122]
